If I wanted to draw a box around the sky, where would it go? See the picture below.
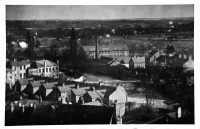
[6,5,194,20]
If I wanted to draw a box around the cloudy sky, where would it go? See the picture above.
[6,5,194,20]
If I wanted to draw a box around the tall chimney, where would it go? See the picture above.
[95,36,99,60]
[57,60,59,78]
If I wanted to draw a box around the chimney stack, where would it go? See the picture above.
[57,60,59,78]
[95,36,99,60]
[92,87,95,92]
[189,55,192,61]
[10,102,15,112]
[22,105,25,113]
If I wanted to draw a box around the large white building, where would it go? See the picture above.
[28,60,59,78]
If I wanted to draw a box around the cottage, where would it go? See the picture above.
[83,87,104,104]
[115,56,131,68]
[39,81,59,100]
[57,83,75,103]
[71,85,87,104]
[23,80,45,97]
[103,84,127,107]
[14,78,34,93]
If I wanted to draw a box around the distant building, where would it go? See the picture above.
[115,56,131,68]
[148,50,160,64]
[129,55,146,69]
[28,59,59,78]
[80,45,129,59]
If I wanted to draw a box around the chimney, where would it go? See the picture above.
[92,87,95,92]
[30,102,33,107]
[189,55,192,61]
[95,36,99,60]
[57,60,59,78]
[33,101,37,109]
[19,102,22,107]
[20,95,23,100]
[62,82,65,87]
[39,96,42,103]
[10,102,15,112]
[22,105,25,113]
[44,61,46,76]
[76,83,79,89]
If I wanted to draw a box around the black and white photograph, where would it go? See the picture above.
[2,0,198,127]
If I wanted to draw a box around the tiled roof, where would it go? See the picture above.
[30,59,58,68]
[18,78,34,85]
[57,86,72,93]
[149,50,159,58]
[11,60,30,66]
[71,88,86,96]
[30,80,45,87]
[86,91,102,99]
[43,82,57,89]
[115,56,131,64]
[82,45,129,52]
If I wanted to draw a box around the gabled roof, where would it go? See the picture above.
[30,59,58,68]
[30,80,45,87]
[82,45,129,52]
[43,82,57,89]
[149,50,159,58]
[57,86,72,93]
[18,78,34,85]
[11,60,30,66]
[131,56,145,63]
[71,88,86,96]
[115,56,131,64]
[85,90,104,99]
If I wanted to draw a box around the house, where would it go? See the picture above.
[70,85,87,104]
[7,59,31,82]
[57,82,76,103]
[129,55,146,69]
[23,80,45,98]
[115,56,131,68]
[93,57,120,74]
[80,45,129,59]
[28,59,59,78]
[14,78,34,93]
[103,84,127,107]
[83,87,104,104]
[39,81,59,100]
[148,50,160,64]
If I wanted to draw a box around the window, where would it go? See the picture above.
[20,73,22,78]
[20,66,22,70]
[56,67,58,71]
[43,68,44,73]
[46,68,48,72]
[24,65,25,70]
[49,67,51,72]
[39,69,41,73]
[53,67,54,71]
[15,74,16,77]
